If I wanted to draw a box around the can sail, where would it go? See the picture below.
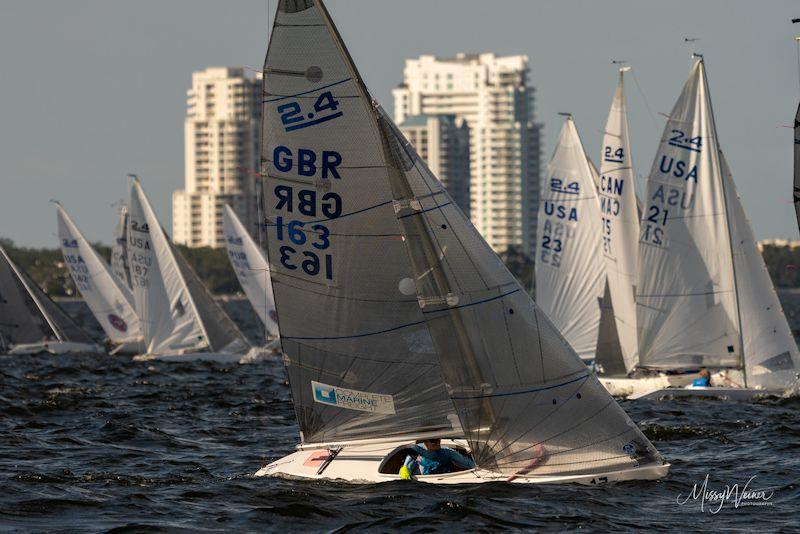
[222,205,280,339]
[127,178,249,356]
[596,70,640,374]
[262,0,664,476]
[0,245,95,348]
[721,152,800,389]
[535,117,605,362]
[111,204,133,290]
[636,58,740,369]
[55,203,141,345]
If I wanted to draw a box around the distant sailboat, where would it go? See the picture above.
[617,56,799,400]
[254,0,667,484]
[0,245,101,355]
[222,204,280,344]
[535,115,606,362]
[110,204,133,290]
[594,67,640,376]
[126,177,252,362]
[55,202,143,354]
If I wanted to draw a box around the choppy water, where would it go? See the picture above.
[1,297,799,532]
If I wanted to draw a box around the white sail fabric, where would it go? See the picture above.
[111,205,132,290]
[55,203,141,345]
[222,205,280,339]
[261,0,665,477]
[597,70,639,373]
[0,245,95,347]
[795,103,800,233]
[721,152,800,389]
[535,117,605,361]
[636,58,740,369]
[127,179,248,355]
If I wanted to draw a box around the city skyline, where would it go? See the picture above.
[1,0,799,248]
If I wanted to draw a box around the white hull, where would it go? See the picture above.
[631,386,778,401]
[8,341,104,355]
[109,340,145,356]
[132,346,272,364]
[255,438,670,485]
[599,373,698,398]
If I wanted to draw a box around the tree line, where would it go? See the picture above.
[1,238,797,298]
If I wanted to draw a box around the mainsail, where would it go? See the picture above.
[636,58,740,369]
[222,204,280,339]
[127,178,249,355]
[535,116,605,361]
[597,69,639,373]
[55,203,141,345]
[262,0,663,476]
[0,245,95,348]
[721,152,800,389]
[111,204,133,290]
[795,102,800,233]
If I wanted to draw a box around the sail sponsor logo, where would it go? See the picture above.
[311,381,396,415]
[107,314,128,332]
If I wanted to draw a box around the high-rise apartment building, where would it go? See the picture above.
[398,114,470,214]
[393,53,541,255]
[173,67,262,248]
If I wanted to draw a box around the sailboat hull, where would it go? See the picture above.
[8,341,104,355]
[599,373,697,398]
[133,351,244,363]
[629,386,779,401]
[255,438,670,485]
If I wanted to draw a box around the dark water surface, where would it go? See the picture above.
[1,298,799,532]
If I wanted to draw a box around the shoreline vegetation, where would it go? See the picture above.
[1,238,796,297]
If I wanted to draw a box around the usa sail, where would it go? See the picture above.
[127,178,250,360]
[222,204,280,339]
[256,0,666,483]
[55,202,142,350]
[596,68,640,374]
[0,245,99,354]
[721,151,800,390]
[111,204,133,290]
[636,57,740,370]
[535,116,605,362]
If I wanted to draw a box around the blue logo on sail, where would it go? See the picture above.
[313,382,338,406]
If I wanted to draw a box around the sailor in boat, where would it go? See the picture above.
[399,438,475,480]
[690,368,711,388]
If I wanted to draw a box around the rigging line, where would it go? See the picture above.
[629,69,660,138]
[796,36,800,97]
[262,77,353,103]
[420,288,520,315]
[451,373,589,400]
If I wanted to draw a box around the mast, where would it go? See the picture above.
[700,56,747,386]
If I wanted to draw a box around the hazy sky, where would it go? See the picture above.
[1,0,799,247]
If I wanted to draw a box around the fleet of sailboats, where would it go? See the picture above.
[0,0,797,489]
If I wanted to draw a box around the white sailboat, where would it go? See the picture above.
[535,115,606,363]
[255,0,668,484]
[55,202,143,354]
[110,204,133,290]
[0,245,102,355]
[222,204,280,346]
[126,177,253,362]
[623,56,799,400]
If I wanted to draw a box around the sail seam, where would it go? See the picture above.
[263,77,352,103]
